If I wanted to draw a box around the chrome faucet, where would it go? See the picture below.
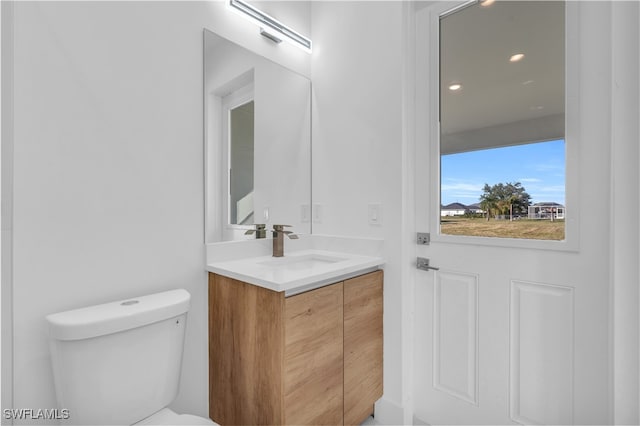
[272,225,298,257]
[245,224,267,239]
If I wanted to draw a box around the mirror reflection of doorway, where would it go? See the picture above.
[228,100,255,225]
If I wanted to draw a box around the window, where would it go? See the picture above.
[439,0,566,241]
[440,140,565,240]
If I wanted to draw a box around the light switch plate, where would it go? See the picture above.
[368,203,383,225]
[301,204,310,223]
[313,204,323,223]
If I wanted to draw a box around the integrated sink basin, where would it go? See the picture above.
[206,249,384,295]
[257,253,348,270]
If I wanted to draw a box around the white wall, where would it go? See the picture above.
[310,2,410,422]
[2,0,16,418]
[4,1,310,421]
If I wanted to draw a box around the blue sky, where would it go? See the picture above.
[441,139,565,206]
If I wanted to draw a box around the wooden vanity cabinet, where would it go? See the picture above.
[208,270,383,426]
[284,283,345,425]
[343,272,384,425]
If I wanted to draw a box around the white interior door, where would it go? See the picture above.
[412,2,613,424]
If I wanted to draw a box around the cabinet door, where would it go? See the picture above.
[209,274,284,425]
[344,271,384,425]
[284,283,344,425]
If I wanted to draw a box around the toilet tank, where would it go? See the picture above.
[46,289,191,425]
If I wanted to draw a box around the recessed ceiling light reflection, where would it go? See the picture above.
[510,53,525,62]
[448,83,462,91]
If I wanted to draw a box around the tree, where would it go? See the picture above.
[479,182,531,220]
[479,184,498,221]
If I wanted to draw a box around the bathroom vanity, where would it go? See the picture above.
[207,251,383,425]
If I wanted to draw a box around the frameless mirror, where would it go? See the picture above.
[439,1,565,240]
[204,29,311,242]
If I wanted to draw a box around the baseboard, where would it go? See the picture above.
[412,415,430,425]
[374,398,406,425]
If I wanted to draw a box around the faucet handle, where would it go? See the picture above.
[245,224,267,239]
[272,224,298,239]
[244,224,266,235]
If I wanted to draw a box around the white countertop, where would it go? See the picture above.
[206,249,384,296]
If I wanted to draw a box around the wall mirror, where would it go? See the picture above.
[204,29,311,243]
[439,1,566,241]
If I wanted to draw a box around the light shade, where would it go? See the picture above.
[229,0,312,53]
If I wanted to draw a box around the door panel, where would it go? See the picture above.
[433,271,478,406]
[510,281,574,425]
[413,3,611,424]
[414,246,607,425]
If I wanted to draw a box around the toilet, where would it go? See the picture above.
[46,289,216,425]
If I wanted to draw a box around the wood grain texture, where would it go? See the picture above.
[343,271,384,425]
[284,283,344,426]
[209,273,285,425]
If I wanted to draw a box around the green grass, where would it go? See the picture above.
[441,217,565,240]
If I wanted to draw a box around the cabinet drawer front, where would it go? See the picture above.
[344,271,384,425]
[284,283,344,425]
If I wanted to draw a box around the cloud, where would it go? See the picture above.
[441,180,485,203]
[532,162,564,173]
[527,184,566,204]
[441,182,483,192]
[518,178,542,183]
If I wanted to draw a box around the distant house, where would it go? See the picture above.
[441,202,485,216]
[441,202,468,216]
[528,202,565,220]
[467,203,484,214]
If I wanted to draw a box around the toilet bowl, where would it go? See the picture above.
[46,289,216,425]
[135,408,214,425]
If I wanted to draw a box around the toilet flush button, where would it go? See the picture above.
[121,300,139,306]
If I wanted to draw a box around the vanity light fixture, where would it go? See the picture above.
[448,83,463,91]
[259,26,282,44]
[229,0,312,53]
[509,53,525,62]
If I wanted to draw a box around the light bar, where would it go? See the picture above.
[229,0,312,53]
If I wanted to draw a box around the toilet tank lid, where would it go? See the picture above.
[46,289,191,341]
